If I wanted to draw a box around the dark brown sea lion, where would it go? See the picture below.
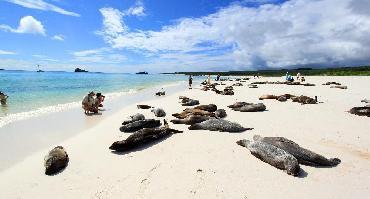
[291,95,317,104]
[322,82,341,85]
[237,139,300,176]
[193,104,217,112]
[137,105,152,109]
[232,103,266,112]
[171,115,212,125]
[110,122,183,152]
[120,119,161,132]
[254,135,341,167]
[44,146,69,175]
[349,107,370,117]
[188,119,252,132]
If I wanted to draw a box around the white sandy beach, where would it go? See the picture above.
[0,76,369,199]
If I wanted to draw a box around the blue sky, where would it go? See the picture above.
[0,0,370,73]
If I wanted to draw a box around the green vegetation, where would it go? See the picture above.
[168,66,370,76]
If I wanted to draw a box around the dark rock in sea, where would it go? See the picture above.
[74,68,88,72]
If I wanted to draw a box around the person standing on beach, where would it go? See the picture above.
[188,75,193,89]
[82,91,95,114]
[207,74,211,85]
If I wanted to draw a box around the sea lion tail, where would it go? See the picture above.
[329,158,341,166]
[236,139,250,147]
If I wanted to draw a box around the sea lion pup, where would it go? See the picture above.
[110,120,183,152]
[330,85,347,89]
[232,103,266,112]
[236,139,300,176]
[182,99,200,106]
[171,115,212,125]
[151,108,166,117]
[137,105,152,109]
[44,146,69,175]
[120,119,161,132]
[188,119,252,132]
[253,135,341,167]
[172,109,215,119]
[291,95,317,104]
[215,109,227,118]
[259,94,278,100]
[349,107,370,117]
[193,104,217,112]
[322,82,341,85]
[122,113,145,125]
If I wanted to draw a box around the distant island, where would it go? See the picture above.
[75,68,88,72]
[136,71,148,74]
[0,69,4,70]
[167,66,370,76]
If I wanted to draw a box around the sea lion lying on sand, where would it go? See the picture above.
[120,119,161,132]
[254,135,341,167]
[349,107,370,117]
[182,99,200,106]
[193,104,217,112]
[172,108,215,119]
[237,140,300,176]
[330,85,347,89]
[231,103,266,112]
[44,146,69,175]
[232,83,243,86]
[137,105,152,109]
[171,115,212,125]
[291,95,317,104]
[122,113,145,125]
[248,84,258,88]
[188,119,252,132]
[215,109,227,118]
[151,108,166,117]
[323,82,341,85]
[155,91,165,96]
[110,120,183,152]
[259,94,278,100]
[361,99,370,103]
[228,102,249,108]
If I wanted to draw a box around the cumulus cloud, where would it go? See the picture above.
[98,0,370,71]
[51,34,64,41]
[126,0,146,16]
[72,48,127,64]
[5,0,80,17]
[0,50,17,55]
[0,16,46,35]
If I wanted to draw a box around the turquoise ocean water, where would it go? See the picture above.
[0,70,188,127]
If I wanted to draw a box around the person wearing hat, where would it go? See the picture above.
[82,91,95,114]
[0,91,8,105]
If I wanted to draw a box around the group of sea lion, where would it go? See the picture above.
[322,81,348,89]
[259,94,317,104]
[237,135,341,176]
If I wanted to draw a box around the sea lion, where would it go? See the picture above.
[44,146,69,175]
[120,119,161,132]
[291,95,317,104]
[171,115,212,125]
[248,84,258,88]
[236,139,300,176]
[215,109,227,118]
[259,94,278,100]
[182,99,200,106]
[330,85,347,89]
[253,135,341,167]
[322,82,341,85]
[232,83,243,86]
[110,122,183,152]
[228,102,249,108]
[232,103,266,112]
[361,99,370,103]
[137,105,152,109]
[172,109,215,119]
[193,104,217,112]
[151,108,166,117]
[277,96,287,102]
[155,91,165,96]
[122,113,145,125]
[188,119,252,132]
[349,107,370,117]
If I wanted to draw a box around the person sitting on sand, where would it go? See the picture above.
[0,91,8,105]
[285,72,294,82]
[82,91,96,114]
[188,75,193,89]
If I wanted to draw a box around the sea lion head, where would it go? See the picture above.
[236,139,250,147]
[284,158,300,176]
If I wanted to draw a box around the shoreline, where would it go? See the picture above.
[0,81,187,171]
[0,76,369,198]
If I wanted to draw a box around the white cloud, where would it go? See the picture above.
[0,16,46,35]
[98,0,370,70]
[0,50,17,55]
[126,0,146,17]
[51,34,64,41]
[5,0,80,17]
[72,48,127,64]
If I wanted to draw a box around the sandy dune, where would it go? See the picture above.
[0,76,369,199]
